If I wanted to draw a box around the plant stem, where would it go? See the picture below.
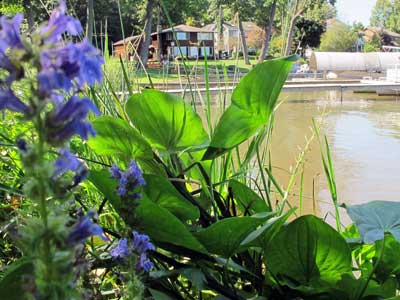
[356,236,386,300]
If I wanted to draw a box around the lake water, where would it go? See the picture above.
[270,91,400,224]
[194,89,400,225]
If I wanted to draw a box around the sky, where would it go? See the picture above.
[336,0,377,26]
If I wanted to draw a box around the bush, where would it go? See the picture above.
[320,21,358,51]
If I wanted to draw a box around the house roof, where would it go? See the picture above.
[113,35,140,46]
[157,24,214,34]
[202,22,237,32]
[242,22,263,33]
[366,27,400,39]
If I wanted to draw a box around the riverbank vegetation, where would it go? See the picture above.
[2,1,400,300]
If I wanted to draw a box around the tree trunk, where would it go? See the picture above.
[216,5,224,58]
[237,14,250,65]
[86,0,94,43]
[284,0,303,56]
[23,0,35,31]
[156,4,162,61]
[258,0,277,64]
[139,0,154,67]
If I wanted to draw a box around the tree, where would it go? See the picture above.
[230,0,253,65]
[294,17,324,54]
[139,0,154,66]
[86,0,94,42]
[254,0,278,63]
[387,0,400,33]
[370,0,392,28]
[319,21,357,52]
[284,0,334,55]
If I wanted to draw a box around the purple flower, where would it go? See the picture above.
[110,160,145,200]
[40,1,82,43]
[75,40,104,87]
[110,231,154,272]
[138,253,154,272]
[53,148,88,186]
[67,211,108,245]
[46,96,100,144]
[0,14,24,51]
[0,88,30,114]
[132,231,155,253]
[110,238,130,259]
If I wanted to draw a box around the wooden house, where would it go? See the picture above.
[113,24,215,60]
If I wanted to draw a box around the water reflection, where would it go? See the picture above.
[272,91,400,225]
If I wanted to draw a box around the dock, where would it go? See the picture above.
[159,81,400,94]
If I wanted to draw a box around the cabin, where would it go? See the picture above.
[113,24,215,61]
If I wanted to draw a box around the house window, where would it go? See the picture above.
[200,47,212,57]
[189,46,198,58]
[171,46,187,56]
[198,32,212,41]
[176,32,188,40]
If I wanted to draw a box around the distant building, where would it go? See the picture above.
[202,21,265,56]
[113,24,214,60]
[363,27,400,48]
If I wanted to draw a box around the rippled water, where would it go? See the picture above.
[271,91,400,224]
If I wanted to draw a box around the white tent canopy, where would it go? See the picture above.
[309,52,400,72]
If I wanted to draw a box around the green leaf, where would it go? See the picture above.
[240,208,295,248]
[203,106,264,159]
[88,116,152,160]
[143,174,199,221]
[194,216,265,257]
[375,234,400,281]
[136,197,207,253]
[125,89,209,152]
[149,289,175,300]
[347,201,400,244]
[229,179,269,215]
[265,215,352,285]
[203,56,296,160]
[0,258,33,300]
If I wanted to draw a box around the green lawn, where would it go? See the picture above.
[104,57,257,86]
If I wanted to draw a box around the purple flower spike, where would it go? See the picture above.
[0,13,24,51]
[110,231,154,272]
[67,211,108,245]
[41,1,82,43]
[110,160,145,200]
[53,148,83,178]
[110,238,130,260]
[0,89,30,114]
[46,96,100,144]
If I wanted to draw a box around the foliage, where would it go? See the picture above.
[3,1,400,300]
[319,21,358,52]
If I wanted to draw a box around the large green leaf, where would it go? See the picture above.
[125,89,209,152]
[265,215,352,286]
[136,197,207,253]
[194,216,265,257]
[347,201,400,244]
[143,174,199,221]
[88,116,152,160]
[229,179,269,215]
[203,56,296,160]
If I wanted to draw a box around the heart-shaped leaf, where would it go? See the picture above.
[125,89,209,152]
[265,215,352,285]
[347,201,400,244]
